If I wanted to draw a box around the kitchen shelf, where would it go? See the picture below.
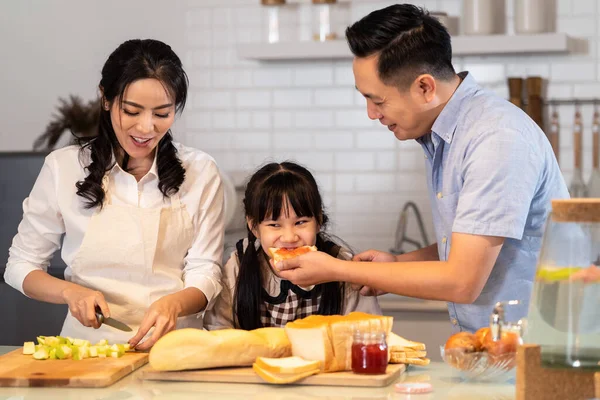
[237,33,577,61]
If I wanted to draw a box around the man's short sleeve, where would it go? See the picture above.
[452,128,541,240]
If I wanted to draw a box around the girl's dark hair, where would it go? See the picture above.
[233,162,345,330]
[345,4,455,89]
[76,39,188,208]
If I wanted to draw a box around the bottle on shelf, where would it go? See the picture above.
[508,77,523,109]
[526,77,544,132]
[261,0,286,44]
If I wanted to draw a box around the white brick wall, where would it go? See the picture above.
[182,0,600,252]
[273,89,312,107]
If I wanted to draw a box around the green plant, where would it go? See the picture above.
[33,95,100,151]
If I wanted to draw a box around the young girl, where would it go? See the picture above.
[204,162,381,330]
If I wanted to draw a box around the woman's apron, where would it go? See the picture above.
[60,175,196,343]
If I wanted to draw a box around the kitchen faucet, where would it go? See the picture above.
[389,201,430,255]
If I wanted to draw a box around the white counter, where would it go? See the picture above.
[0,346,515,399]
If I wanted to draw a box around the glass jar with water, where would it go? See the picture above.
[524,199,600,369]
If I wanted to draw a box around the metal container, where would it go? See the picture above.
[462,0,505,35]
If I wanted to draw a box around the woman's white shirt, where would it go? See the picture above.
[4,142,224,309]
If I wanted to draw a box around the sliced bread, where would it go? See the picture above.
[390,354,431,366]
[388,332,426,351]
[252,362,320,384]
[390,350,427,358]
[255,356,321,375]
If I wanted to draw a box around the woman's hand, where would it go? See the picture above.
[128,295,182,351]
[61,286,110,329]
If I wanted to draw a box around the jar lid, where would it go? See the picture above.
[261,0,285,5]
[353,330,386,343]
[551,199,600,223]
[312,0,337,4]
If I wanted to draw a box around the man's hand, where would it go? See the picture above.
[129,295,182,351]
[352,249,398,263]
[276,251,341,286]
[350,250,396,296]
[61,286,110,329]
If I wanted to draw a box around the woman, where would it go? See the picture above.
[4,39,224,350]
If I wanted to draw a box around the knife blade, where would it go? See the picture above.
[95,307,133,332]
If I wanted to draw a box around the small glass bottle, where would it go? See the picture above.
[312,0,338,42]
[351,330,388,374]
[262,0,286,43]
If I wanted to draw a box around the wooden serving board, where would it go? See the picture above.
[141,363,406,387]
[0,349,148,388]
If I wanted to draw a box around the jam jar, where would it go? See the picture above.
[351,330,388,374]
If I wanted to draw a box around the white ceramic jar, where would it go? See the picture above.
[514,0,555,34]
[462,0,506,35]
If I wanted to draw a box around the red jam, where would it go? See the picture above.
[351,338,388,374]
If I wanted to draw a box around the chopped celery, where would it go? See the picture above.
[22,342,35,355]
[25,336,130,360]
[33,348,49,360]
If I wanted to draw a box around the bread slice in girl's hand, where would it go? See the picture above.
[268,245,317,265]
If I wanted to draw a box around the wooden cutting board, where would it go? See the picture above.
[141,363,406,387]
[0,349,148,388]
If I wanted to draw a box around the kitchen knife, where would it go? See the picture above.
[95,307,133,332]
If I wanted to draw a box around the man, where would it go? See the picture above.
[277,4,569,333]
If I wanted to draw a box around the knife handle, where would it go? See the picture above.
[95,306,105,325]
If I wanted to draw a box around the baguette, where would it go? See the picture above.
[253,327,293,359]
[149,328,291,371]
